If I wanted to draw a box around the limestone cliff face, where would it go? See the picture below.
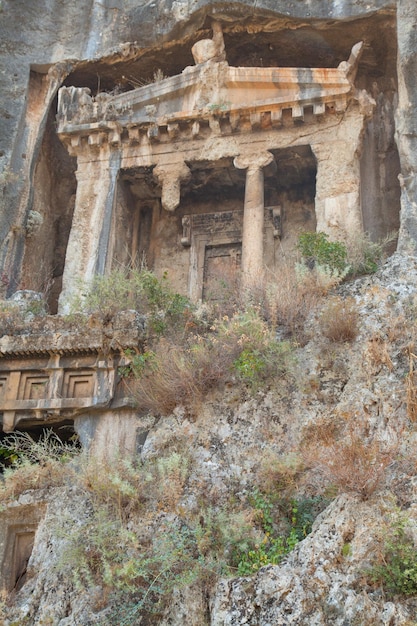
[2,1,417,624]
[3,253,417,624]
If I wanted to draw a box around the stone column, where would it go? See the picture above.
[58,143,121,313]
[234,151,274,288]
[311,108,367,240]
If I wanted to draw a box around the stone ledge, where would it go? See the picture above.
[0,310,146,357]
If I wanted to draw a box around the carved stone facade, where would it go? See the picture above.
[0,312,145,448]
[55,28,376,310]
[0,16,402,445]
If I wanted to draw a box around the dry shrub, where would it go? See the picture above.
[346,230,398,276]
[155,452,190,511]
[259,265,327,339]
[81,452,190,519]
[386,313,409,343]
[205,264,332,340]
[366,334,394,373]
[0,430,78,502]
[301,412,400,500]
[130,309,290,415]
[132,337,236,416]
[318,296,358,342]
[0,301,25,335]
[0,459,71,503]
[80,456,147,521]
[257,452,305,497]
[406,347,417,422]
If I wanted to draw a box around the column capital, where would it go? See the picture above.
[153,162,191,211]
[234,151,274,171]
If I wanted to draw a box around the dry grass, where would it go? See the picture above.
[406,347,417,422]
[0,458,72,503]
[256,452,305,497]
[80,451,191,520]
[318,296,359,343]
[262,265,323,338]
[205,263,330,340]
[366,334,394,373]
[301,412,400,500]
[132,338,237,416]
[129,309,292,416]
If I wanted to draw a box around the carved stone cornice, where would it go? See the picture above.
[56,44,367,155]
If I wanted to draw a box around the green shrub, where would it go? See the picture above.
[297,232,348,274]
[233,489,300,576]
[71,268,194,337]
[367,514,417,597]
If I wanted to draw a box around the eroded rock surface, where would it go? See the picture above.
[2,253,417,624]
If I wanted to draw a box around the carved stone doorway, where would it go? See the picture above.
[202,243,241,302]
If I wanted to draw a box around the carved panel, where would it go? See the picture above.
[62,370,95,398]
[19,373,50,400]
[0,503,46,593]
[0,376,7,401]
[0,355,116,432]
[203,243,241,301]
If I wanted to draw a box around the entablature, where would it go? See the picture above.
[56,42,367,155]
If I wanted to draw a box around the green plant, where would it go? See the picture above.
[118,349,156,378]
[342,542,352,557]
[297,231,348,274]
[71,268,194,337]
[367,513,417,597]
[232,340,292,389]
[233,489,300,576]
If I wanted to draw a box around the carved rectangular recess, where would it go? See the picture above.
[0,376,7,401]
[62,370,95,398]
[18,372,50,400]
[11,529,35,591]
[203,243,241,302]
[0,503,46,593]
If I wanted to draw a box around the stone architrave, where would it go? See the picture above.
[234,151,274,287]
